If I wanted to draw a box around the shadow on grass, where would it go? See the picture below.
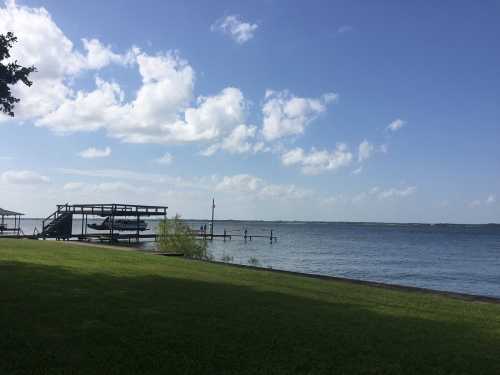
[1,260,499,375]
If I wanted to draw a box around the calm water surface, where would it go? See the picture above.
[11,219,500,298]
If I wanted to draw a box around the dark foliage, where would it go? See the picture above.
[0,32,37,117]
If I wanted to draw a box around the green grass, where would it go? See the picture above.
[1,239,499,375]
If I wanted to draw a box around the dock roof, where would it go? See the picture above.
[0,208,24,216]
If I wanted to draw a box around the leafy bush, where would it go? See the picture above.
[156,214,209,259]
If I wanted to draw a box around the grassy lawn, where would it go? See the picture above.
[1,239,499,375]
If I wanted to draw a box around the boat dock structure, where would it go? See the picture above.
[0,201,277,244]
[0,207,24,236]
[40,203,168,243]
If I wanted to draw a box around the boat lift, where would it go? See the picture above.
[41,203,168,243]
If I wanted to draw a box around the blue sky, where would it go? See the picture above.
[0,0,499,222]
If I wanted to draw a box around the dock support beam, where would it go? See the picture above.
[210,198,215,240]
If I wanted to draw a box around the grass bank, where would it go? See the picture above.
[1,239,499,374]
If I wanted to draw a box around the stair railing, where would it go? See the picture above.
[42,210,59,237]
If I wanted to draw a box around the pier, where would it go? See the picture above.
[0,207,24,237]
[40,203,168,243]
[1,201,278,245]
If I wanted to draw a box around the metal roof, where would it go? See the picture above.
[0,208,24,216]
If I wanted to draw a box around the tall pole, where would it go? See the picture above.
[210,198,215,240]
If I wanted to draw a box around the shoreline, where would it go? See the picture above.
[205,259,500,304]
[52,239,500,304]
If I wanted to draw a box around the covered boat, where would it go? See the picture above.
[87,217,148,231]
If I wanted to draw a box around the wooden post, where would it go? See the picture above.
[270,230,273,244]
[136,206,140,243]
[210,198,215,240]
[110,204,115,243]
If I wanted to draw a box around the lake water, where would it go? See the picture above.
[8,219,500,298]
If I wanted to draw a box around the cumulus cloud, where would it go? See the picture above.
[63,181,145,194]
[0,1,134,120]
[387,119,405,132]
[261,90,338,141]
[358,140,374,162]
[78,146,111,159]
[2,2,255,153]
[35,51,252,148]
[201,124,258,156]
[211,15,258,44]
[81,38,134,69]
[1,170,49,184]
[155,152,173,165]
[486,194,496,205]
[215,174,312,200]
[378,186,416,199]
[281,144,353,175]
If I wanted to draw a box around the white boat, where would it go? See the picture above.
[87,217,148,231]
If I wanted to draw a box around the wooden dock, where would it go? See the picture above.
[1,200,278,245]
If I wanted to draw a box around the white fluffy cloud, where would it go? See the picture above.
[1,170,49,184]
[387,119,405,131]
[78,146,112,159]
[201,124,258,156]
[36,78,126,133]
[2,2,254,152]
[82,38,134,69]
[34,49,252,148]
[0,1,133,120]
[358,140,374,162]
[281,144,353,175]
[261,90,338,141]
[211,15,258,44]
[215,174,312,200]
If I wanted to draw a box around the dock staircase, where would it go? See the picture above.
[41,210,73,239]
